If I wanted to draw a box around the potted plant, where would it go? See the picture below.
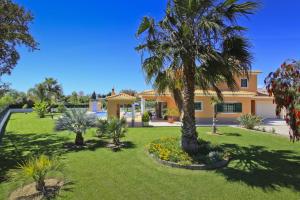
[142,112,150,127]
[167,108,180,123]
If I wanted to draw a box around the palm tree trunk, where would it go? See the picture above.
[36,179,45,192]
[212,112,217,134]
[75,132,84,145]
[181,58,199,155]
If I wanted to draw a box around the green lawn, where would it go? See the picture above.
[1,113,300,200]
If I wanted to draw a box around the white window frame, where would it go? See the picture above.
[241,78,248,88]
[195,101,203,112]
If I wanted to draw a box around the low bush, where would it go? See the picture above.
[17,155,63,192]
[142,112,150,122]
[238,114,262,129]
[147,138,227,166]
[57,103,66,113]
[33,101,49,118]
[96,117,127,147]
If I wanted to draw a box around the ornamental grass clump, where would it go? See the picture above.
[17,155,63,192]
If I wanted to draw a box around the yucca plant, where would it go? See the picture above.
[97,117,127,147]
[18,155,63,192]
[55,109,96,145]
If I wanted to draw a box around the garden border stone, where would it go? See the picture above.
[148,153,230,170]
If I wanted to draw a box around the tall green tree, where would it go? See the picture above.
[136,0,257,154]
[0,0,38,77]
[27,78,63,104]
[265,60,300,142]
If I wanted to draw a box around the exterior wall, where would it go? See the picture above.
[216,74,258,93]
[107,101,119,118]
[143,95,253,121]
[194,96,252,121]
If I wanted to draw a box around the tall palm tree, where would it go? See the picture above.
[27,78,63,104]
[136,0,257,154]
[27,83,48,102]
[43,77,63,102]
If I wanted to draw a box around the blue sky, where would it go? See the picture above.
[3,0,300,95]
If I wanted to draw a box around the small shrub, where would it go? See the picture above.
[57,103,66,113]
[262,127,266,132]
[33,101,49,118]
[17,155,63,192]
[142,112,150,122]
[96,117,127,147]
[55,109,96,145]
[95,119,109,137]
[271,127,276,134]
[238,114,262,129]
[167,108,180,117]
[206,151,224,164]
[22,104,28,109]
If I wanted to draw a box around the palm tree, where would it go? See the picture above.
[43,77,63,102]
[27,83,48,102]
[136,0,257,154]
[27,78,63,104]
[55,109,96,145]
[210,96,222,134]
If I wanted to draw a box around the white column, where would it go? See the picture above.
[131,103,135,127]
[141,98,145,114]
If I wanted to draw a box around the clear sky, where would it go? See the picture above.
[3,0,300,95]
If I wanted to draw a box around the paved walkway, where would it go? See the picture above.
[258,118,289,137]
[149,118,290,137]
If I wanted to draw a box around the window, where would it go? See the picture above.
[195,101,203,111]
[241,79,248,88]
[216,103,242,113]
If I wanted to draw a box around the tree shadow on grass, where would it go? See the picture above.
[63,139,109,152]
[221,132,242,137]
[0,131,131,183]
[217,144,300,192]
[0,132,70,183]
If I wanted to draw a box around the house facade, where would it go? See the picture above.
[138,71,277,123]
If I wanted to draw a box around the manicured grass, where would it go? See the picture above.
[1,113,300,200]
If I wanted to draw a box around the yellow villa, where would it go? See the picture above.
[138,71,278,123]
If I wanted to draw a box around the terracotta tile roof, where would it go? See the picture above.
[139,90,257,97]
[106,93,136,101]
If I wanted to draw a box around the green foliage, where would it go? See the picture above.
[3,113,300,199]
[57,103,66,113]
[55,109,96,145]
[119,89,137,96]
[142,112,150,122]
[0,94,14,108]
[148,137,192,165]
[17,155,63,191]
[238,114,262,129]
[33,101,49,118]
[167,108,180,116]
[265,60,300,141]
[136,0,258,154]
[96,117,127,146]
[0,0,38,77]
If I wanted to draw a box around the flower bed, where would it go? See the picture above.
[147,137,230,170]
